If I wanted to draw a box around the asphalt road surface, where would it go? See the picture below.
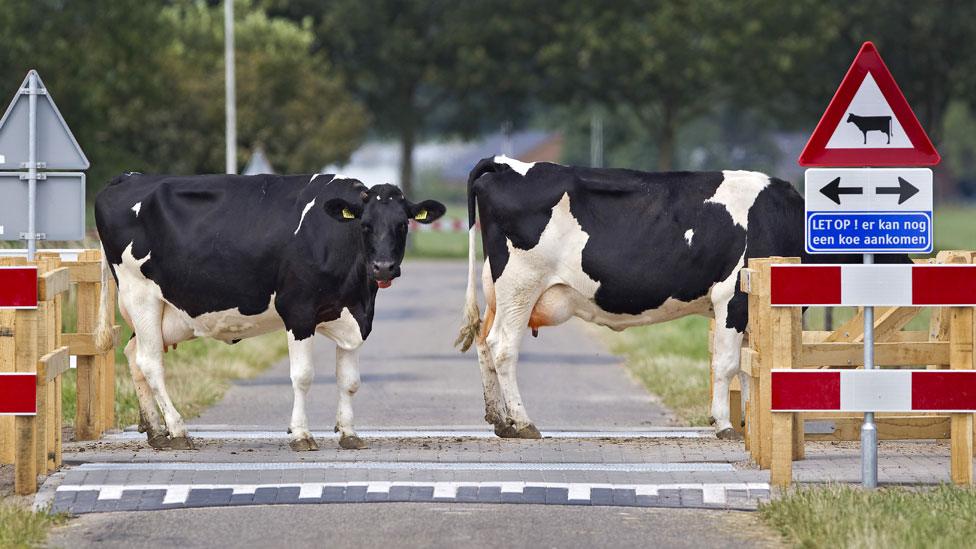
[48,260,777,548]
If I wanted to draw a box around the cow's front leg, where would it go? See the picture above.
[709,324,745,440]
[286,332,318,452]
[334,346,366,449]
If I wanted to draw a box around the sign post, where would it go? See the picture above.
[799,42,941,488]
[0,70,89,259]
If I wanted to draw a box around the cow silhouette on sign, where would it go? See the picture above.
[846,113,892,144]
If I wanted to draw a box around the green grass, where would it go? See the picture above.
[600,316,712,425]
[60,314,288,430]
[0,502,67,549]
[934,205,976,251]
[760,485,976,549]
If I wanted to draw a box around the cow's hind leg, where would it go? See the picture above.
[123,336,170,448]
[122,292,193,449]
[286,332,318,451]
[486,286,543,439]
[476,263,511,436]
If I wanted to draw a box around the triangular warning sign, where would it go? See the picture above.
[0,70,89,170]
[798,42,940,167]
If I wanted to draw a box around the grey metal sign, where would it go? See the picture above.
[0,172,85,241]
[0,71,89,170]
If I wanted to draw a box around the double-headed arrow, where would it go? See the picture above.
[819,176,919,205]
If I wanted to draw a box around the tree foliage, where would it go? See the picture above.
[0,0,367,195]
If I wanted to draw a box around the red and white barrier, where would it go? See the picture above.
[0,266,38,309]
[771,370,976,412]
[408,218,474,233]
[0,373,37,415]
[770,264,976,306]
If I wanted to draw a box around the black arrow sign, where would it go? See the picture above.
[876,177,919,205]
[820,177,863,205]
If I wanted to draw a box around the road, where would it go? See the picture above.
[46,260,776,548]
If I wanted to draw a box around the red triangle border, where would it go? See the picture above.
[798,42,940,167]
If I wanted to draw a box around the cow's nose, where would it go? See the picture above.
[371,261,395,280]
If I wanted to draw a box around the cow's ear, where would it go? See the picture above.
[323,198,362,222]
[408,199,446,224]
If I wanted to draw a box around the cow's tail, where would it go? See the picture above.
[93,244,116,353]
[455,157,496,352]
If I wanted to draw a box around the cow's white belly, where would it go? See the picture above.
[530,283,712,332]
[175,295,285,343]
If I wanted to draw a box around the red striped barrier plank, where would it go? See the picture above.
[770,264,976,306]
[0,266,38,309]
[0,373,37,415]
[772,370,976,412]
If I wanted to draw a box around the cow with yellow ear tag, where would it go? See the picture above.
[94,173,445,451]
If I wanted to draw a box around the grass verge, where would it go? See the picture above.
[61,325,288,429]
[760,484,976,549]
[599,316,712,426]
[0,501,67,549]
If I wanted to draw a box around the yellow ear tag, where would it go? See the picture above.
[341,208,355,219]
[415,209,428,221]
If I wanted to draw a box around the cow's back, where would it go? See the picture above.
[95,173,347,318]
[473,163,804,316]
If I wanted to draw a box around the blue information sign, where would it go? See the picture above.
[806,212,932,254]
[804,168,934,254]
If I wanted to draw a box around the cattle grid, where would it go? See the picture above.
[731,250,976,486]
[0,249,119,494]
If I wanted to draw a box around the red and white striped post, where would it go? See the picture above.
[0,266,39,494]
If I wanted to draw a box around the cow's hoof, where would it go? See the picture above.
[339,434,367,450]
[716,428,741,440]
[147,433,171,449]
[516,424,542,439]
[494,423,518,438]
[708,415,716,426]
[169,436,195,450]
[289,437,319,452]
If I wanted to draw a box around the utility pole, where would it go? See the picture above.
[224,0,237,174]
[590,109,604,168]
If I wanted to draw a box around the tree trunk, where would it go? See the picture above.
[399,125,415,199]
[657,107,675,172]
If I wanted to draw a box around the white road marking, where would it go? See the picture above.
[74,461,735,473]
[55,481,771,507]
[104,429,710,441]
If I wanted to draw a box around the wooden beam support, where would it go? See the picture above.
[800,341,949,368]
[37,267,70,301]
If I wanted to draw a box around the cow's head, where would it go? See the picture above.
[846,113,855,123]
[325,183,445,288]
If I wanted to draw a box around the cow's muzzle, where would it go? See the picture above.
[371,261,399,288]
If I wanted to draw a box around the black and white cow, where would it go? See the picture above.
[94,173,444,450]
[456,156,905,439]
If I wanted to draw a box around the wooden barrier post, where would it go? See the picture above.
[950,305,974,485]
[74,249,103,439]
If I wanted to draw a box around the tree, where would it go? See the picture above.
[309,0,539,198]
[0,0,368,195]
[159,1,368,174]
